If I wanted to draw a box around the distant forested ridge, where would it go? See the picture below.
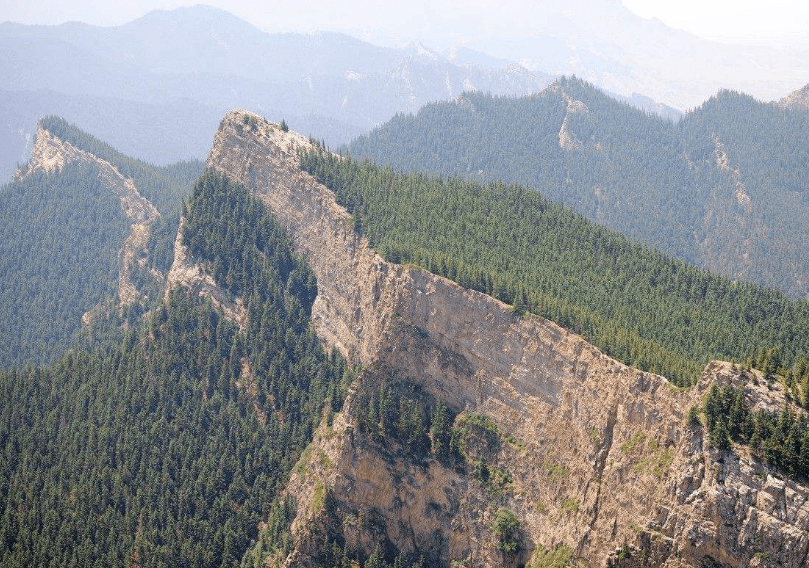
[347,77,809,299]
[0,171,348,567]
[301,148,809,387]
[0,118,203,369]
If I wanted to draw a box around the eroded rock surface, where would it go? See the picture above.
[778,83,809,110]
[164,216,248,330]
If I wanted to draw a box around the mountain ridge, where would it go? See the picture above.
[16,122,161,308]
[0,163,346,567]
[207,110,809,567]
[0,117,201,368]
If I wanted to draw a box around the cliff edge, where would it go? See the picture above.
[208,110,809,567]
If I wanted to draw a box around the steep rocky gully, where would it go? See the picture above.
[201,110,809,567]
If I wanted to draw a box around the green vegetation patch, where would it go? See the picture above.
[311,480,328,516]
[491,507,521,555]
[560,496,580,513]
[457,412,501,435]
[621,431,646,454]
[505,434,527,450]
[529,544,574,568]
[353,381,433,458]
[619,431,674,478]
[705,381,809,479]
[543,459,570,480]
[633,447,675,478]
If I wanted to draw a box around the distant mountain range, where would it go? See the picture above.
[0,5,554,182]
[6,1,766,185]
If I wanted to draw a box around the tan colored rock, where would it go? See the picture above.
[778,83,809,110]
[164,216,248,330]
[208,110,809,567]
[558,92,587,150]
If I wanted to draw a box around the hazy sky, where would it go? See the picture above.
[622,0,809,46]
[3,0,808,49]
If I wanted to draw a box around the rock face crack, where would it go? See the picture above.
[579,401,619,556]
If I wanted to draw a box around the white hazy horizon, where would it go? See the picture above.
[2,0,808,51]
[1,0,807,112]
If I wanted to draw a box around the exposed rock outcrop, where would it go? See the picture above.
[696,134,766,287]
[208,110,809,567]
[712,135,752,214]
[164,216,248,330]
[558,93,587,150]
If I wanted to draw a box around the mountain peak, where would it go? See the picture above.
[126,4,253,28]
[14,123,78,180]
[212,110,312,166]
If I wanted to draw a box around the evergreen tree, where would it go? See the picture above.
[430,399,451,458]
[728,386,749,440]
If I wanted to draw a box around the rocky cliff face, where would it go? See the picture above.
[208,110,809,567]
[17,123,160,309]
[164,216,248,329]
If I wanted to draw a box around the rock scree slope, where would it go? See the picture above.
[207,110,809,567]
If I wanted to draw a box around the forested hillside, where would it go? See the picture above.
[0,118,203,369]
[347,77,809,298]
[0,171,348,567]
[302,148,809,387]
[0,162,129,367]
